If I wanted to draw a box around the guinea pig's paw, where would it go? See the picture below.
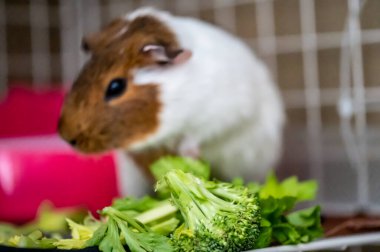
[178,136,200,159]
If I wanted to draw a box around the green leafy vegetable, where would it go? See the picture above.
[87,207,173,252]
[54,215,102,249]
[253,173,322,248]
[111,196,181,236]
[0,201,86,249]
[112,196,161,213]
[252,172,318,202]
[0,156,323,252]
[134,200,180,236]
[285,206,323,243]
[98,218,125,252]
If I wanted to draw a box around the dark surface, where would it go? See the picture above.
[323,215,380,237]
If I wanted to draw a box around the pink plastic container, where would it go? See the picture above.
[0,86,64,138]
[0,86,120,223]
[0,136,119,223]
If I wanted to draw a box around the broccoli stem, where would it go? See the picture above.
[198,185,239,212]
[163,171,237,231]
[150,217,180,235]
[135,200,177,225]
[210,186,241,202]
[163,171,210,230]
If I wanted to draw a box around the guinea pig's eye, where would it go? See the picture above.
[105,78,127,101]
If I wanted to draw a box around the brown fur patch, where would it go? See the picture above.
[59,61,161,153]
[59,14,179,154]
[86,15,181,68]
[121,16,181,67]
[83,18,130,54]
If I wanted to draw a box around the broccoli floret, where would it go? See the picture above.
[160,170,261,252]
[150,156,211,199]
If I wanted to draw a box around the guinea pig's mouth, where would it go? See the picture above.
[69,134,115,154]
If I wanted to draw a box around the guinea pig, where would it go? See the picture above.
[58,7,285,183]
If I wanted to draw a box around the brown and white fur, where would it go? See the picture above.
[58,8,285,194]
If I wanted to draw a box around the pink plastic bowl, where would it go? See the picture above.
[0,86,120,223]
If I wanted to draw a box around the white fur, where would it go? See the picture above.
[127,8,285,181]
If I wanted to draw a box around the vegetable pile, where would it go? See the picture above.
[0,156,323,251]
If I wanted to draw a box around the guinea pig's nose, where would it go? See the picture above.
[58,117,79,147]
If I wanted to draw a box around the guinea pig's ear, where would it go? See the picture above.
[141,44,192,65]
[81,37,94,53]
[82,18,129,54]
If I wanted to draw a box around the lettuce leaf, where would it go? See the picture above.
[257,173,318,202]
[87,207,173,252]
[254,173,323,248]
[112,196,161,213]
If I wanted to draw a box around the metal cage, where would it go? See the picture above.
[1,0,380,215]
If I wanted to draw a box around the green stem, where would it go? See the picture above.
[103,207,146,233]
[135,200,177,224]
